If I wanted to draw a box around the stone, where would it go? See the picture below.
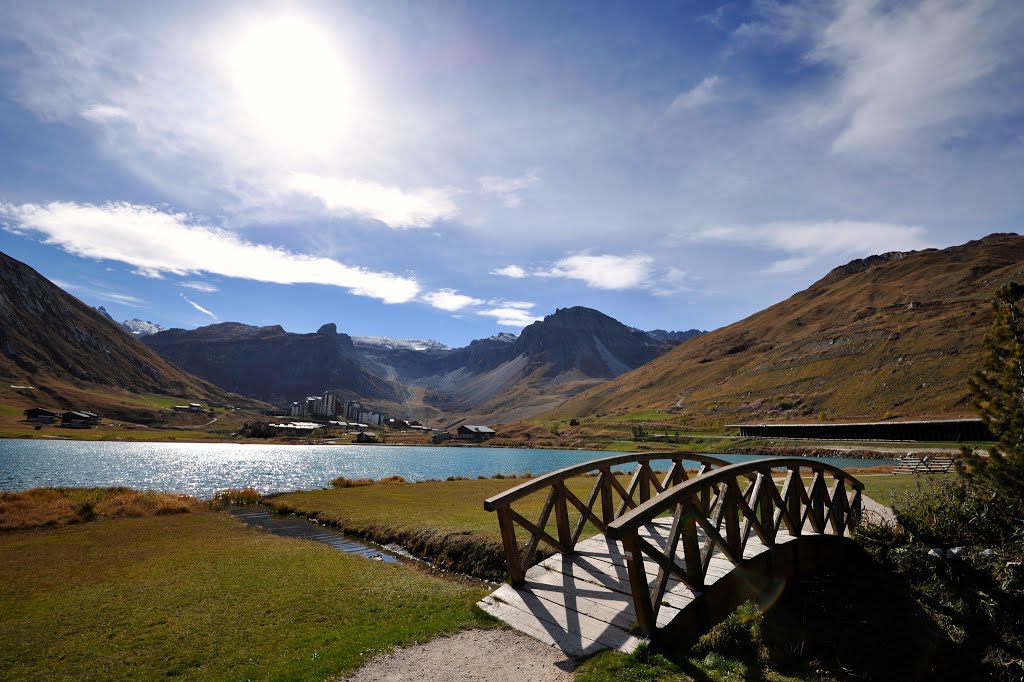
[947,546,967,558]
[927,548,946,561]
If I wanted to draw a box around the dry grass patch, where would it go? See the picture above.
[0,487,206,531]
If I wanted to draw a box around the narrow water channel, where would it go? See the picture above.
[226,504,401,564]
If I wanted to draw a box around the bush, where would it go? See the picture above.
[213,488,262,506]
[892,476,1005,547]
[692,601,767,665]
[330,476,375,488]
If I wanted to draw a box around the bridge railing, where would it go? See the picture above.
[604,458,864,635]
[483,452,733,585]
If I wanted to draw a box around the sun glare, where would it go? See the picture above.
[223,16,354,154]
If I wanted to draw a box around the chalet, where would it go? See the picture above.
[188,402,203,412]
[23,407,58,423]
[456,425,496,442]
[61,411,100,428]
[355,431,379,443]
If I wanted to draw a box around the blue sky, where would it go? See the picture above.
[0,0,1022,346]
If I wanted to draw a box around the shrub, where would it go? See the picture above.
[213,488,262,506]
[330,476,375,488]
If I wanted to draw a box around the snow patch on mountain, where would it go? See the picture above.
[352,336,451,352]
[122,319,167,337]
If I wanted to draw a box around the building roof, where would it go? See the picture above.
[725,418,984,428]
[63,411,98,419]
[460,425,496,433]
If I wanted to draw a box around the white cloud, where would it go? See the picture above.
[667,76,721,113]
[180,281,219,293]
[421,289,484,312]
[1,201,422,303]
[49,278,146,308]
[491,264,527,279]
[80,104,130,123]
[738,0,1024,157]
[289,172,459,229]
[180,293,217,320]
[689,220,931,273]
[477,303,543,327]
[651,266,697,297]
[538,254,655,290]
[477,169,540,207]
[812,0,1023,155]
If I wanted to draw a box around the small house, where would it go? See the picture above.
[24,407,58,423]
[431,431,453,444]
[355,431,379,444]
[61,411,100,428]
[456,425,496,442]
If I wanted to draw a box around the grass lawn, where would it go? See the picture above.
[858,472,953,504]
[0,512,490,681]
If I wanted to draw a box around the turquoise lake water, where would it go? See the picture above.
[0,439,896,498]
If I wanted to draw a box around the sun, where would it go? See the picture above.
[222,15,355,154]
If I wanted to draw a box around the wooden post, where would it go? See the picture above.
[758,473,774,544]
[680,501,703,587]
[812,470,825,532]
[724,480,740,557]
[622,533,657,635]
[554,482,572,554]
[600,469,614,524]
[639,462,652,503]
[787,468,802,536]
[495,506,525,585]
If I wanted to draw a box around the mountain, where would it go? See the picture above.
[142,321,401,406]
[644,328,704,345]
[94,307,167,337]
[122,319,167,337]
[352,336,451,352]
[358,306,677,424]
[551,233,1024,426]
[0,252,243,422]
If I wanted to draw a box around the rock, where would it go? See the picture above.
[979,549,996,559]
[927,548,946,561]
[947,546,967,558]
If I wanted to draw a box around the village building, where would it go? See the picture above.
[456,425,496,442]
[23,407,58,423]
[61,411,100,428]
[431,431,453,444]
[267,421,322,437]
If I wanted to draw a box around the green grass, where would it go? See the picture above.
[859,473,953,505]
[0,403,23,417]
[576,648,813,682]
[0,512,490,681]
[273,477,534,543]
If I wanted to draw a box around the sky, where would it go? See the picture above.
[0,0,1022,347]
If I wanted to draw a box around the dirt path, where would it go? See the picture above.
[343,629,576,682]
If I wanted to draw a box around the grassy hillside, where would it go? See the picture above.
[550,234,1024,427]
[0,251,259,423]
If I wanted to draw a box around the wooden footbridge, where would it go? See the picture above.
[478,453,864,656]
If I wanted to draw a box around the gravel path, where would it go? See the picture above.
[343,629,576,682]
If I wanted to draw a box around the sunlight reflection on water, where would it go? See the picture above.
[0,440,895,498]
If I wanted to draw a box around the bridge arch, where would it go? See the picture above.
[605,457,863,637]
[483,452,736,585]
[480,456,865,653]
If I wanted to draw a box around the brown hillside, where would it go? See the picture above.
[551,233,1024,426]
[0,251,254,422]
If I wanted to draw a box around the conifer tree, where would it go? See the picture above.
[958,281,1024,504]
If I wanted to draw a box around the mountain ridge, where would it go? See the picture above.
[0,252,246,422]
[549,233,1024,426]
